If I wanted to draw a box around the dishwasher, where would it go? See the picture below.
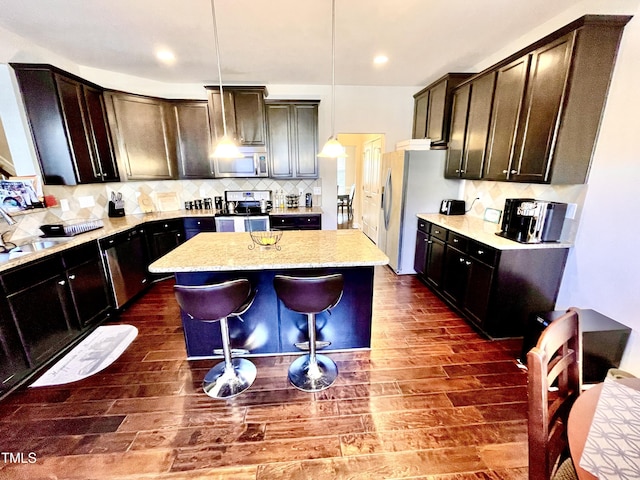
[99,227,150,309]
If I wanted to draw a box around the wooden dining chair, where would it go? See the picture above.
[527,307,582,480]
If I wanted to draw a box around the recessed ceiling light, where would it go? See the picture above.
[373,55,388,65]
[156,49,176,65]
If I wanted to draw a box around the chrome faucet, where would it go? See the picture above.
[0,206,16,226]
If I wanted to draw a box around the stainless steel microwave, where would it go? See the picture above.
[212,151,269,178]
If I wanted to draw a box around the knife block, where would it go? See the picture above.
[108,201,125,217]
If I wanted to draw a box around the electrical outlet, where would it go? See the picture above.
[313,187,322,195]
[565,203,578,219]
[298,187,304,196]
[78,196,95,208]
[60,199,70,212]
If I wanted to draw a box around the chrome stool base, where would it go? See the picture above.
[288,353,338,392]
[203,358,257,399]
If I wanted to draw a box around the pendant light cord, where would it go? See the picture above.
[330,0,336,139]
[211,0,228,138]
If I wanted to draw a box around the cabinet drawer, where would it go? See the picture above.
[270,216,297,229]
[469,241,498,266]
[417,219,430,234]
[298,215,321,228]
[183,217,216,230]
[61,241,100,269]
[430,224,447,241]
[447,232,468,252]
[146,219,183,233]
[2,256,65,295]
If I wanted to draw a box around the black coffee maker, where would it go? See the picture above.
[498,198,567,243]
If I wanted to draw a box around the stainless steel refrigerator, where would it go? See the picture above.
[379,149,461,274]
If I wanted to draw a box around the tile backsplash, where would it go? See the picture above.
[7,178,320,242]
[461,180,588,242]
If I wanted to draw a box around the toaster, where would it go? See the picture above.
[440,199,466,215]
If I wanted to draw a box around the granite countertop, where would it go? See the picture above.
[417,213,573,250]
[148,230,389,273]
[0,208,325,272]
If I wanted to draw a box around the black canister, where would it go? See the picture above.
[214,196,223,210]
[305,193,313,208]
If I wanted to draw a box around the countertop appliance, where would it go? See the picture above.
[440,199,465,215]
[99,227,149,309]
[212,150,269,178]
[498,198,567,243]
[379,149,461,274]
[215,190,271,232]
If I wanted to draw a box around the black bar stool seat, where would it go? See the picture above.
[174,279,257,399]
[274,273,344,392]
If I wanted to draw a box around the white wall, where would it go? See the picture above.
[470,0,640,374]
[554,5,640,375]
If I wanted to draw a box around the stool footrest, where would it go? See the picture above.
[213,348,250,356]
[294,341,331,351]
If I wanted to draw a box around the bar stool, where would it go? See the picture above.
[174,279,257,399]
[274,273,344,392]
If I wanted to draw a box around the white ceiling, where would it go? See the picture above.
[0,0,591,87]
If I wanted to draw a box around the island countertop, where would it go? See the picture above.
[149,229,389,273]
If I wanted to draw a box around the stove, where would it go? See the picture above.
[220,190,272,216]
[215,190,271,232]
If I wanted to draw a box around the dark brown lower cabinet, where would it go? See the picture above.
[2,256,80,369]
[269,214,321,230]
[0,306,29,394]
[414,219,569,338]
[62,242,112,328]
[0,242,113,397]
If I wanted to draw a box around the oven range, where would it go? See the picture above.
[214,190,271,232]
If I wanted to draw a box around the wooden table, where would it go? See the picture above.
[149,230,389,358]
[568,377,640,479]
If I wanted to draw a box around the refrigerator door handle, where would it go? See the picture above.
[383,168,392,229]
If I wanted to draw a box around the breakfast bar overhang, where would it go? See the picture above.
[149,230,389,358]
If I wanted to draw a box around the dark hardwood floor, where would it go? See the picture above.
[0,267,528,479]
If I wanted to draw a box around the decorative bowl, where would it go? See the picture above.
[249,230,282,250]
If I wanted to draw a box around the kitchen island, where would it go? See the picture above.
[149,230,389,358]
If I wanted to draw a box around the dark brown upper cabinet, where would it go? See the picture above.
[171,101,214,179]
[104,92,177,181]
[266,101,319,179]
[483,56,530,181]
[479,15,631,184]
[206,87,267,147]
[445,73,496,179]
[12,64,119,185]
[412,73,474,147]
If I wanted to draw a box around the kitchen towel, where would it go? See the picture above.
[580,376,640,479]
[30,325,138,387]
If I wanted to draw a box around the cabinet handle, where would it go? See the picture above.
[58,280,66,286]
[459,257,465,263]
[503,169,517,175]
[427,240,433,244]
[68,274,76,280]
[434,230,441,234]
[465,261,472,266]
[453,238,458,243]
[477,250,484,255]
[455,169,460,173]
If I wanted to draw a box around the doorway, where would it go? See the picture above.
[336,134,385,242]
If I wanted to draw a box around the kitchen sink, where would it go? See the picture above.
[13,239,69,253]
[0,237,72,264]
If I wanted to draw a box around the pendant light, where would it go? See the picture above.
[318,0,347,158]
[210,0,243,159]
